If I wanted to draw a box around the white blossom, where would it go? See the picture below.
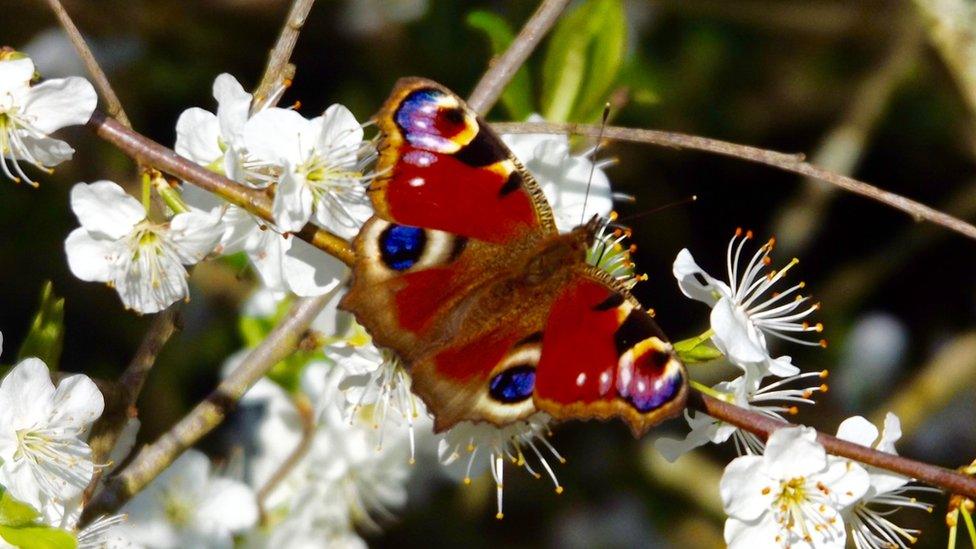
[238,362,411,542]
[243,105,373,238]
[720,426,869,548]
[175,73,271,187]
[439,413,565,519]
[65,181,222,313]
[114,449,258,549]
[0,355,103,516]
[674,229,825,379]
[655,368,828,460]
[0,55,96,185]
[836,414,935,549]
[502,114,613,232]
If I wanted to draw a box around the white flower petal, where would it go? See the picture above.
[197,478,258,532]
[22,77,97,133]
[653,424,715,463]
[273,171,314,232]
[0,358,56,418]
[719,455,772,521]
[49,373,105,429]
[168,209,221,263]
[835,416,878,447]
[175,107,222,165]
[877,412,902,454]
[282,237,346,297]
[70,181,144,239]
[710,298,769,365]
[763,426,825,478]
[318,104,363,165]
[673,249,726,306]
[15,135,74,166]
[64,228,116,283]
[764,355,800,377]
[243,107,308,165]
[820,458,870,507]
[0,58,35,95]
[247,230,290,292]
[213,73,252,143]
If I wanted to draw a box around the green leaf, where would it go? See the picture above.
[0,525,77,549]
[16,282,65,371]
[570,0,626,122]
[466,10,534,119]
[0,489,40,528]
[540,0,627,122]
[673,335,723,364]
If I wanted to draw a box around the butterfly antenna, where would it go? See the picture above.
[580,103,612,226]
[617,195,698,223]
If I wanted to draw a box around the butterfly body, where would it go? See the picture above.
[340,78,688,436]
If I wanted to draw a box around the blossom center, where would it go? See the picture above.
[775,476,807,508]
[162,489,193,526]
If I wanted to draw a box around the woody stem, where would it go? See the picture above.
[687,388,976,498]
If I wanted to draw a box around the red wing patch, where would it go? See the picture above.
[391,267,461,334]
[371,78,556,244]
[384,147,538,243]
[534,276,688,437]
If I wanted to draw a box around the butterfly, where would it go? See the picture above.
[339,78,687,437]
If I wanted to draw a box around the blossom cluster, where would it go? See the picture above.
[0,48,943,549]
[656,231,932,547]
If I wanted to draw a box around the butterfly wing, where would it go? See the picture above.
[369,77,556,241]
[534,268,688,437]
[341,78,558,427]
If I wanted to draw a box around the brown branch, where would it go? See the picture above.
[688,389,976,499]
[253,0,317,108]
[81,292,335,523]
[83,306,181,501]
[493,121,976,242]
[466,0,571,115]
[85,110,355,266]
[43,0,131,128]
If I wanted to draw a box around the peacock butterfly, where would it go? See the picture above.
[339,78,687,437]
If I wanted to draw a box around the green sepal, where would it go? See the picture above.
[16,282,65,371]
[540,0,627,122]
[0,488,76,549]
[466,10,534,119]
[0,489,40,527]
[673,334,723,363]
[0,525,77,549]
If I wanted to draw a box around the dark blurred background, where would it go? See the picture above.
[2,0,975,547]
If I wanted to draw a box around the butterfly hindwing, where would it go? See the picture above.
[371,77,556,242]
[534,269,688,437]
[341,216,505,356]
[411,323,546,431]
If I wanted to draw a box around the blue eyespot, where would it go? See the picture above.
[379,224,426,271]
[625,371,683,412]
[489,366,536,403]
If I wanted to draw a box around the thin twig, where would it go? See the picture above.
[43,0,131,128]
[688,389,976,499]
[466,0,571,115]
[83,306,181,502]
[493,121,976,242]
[256,396,315,512]
[80,292,335,523]
[253,0,317,107]
[85,110,355,266]
[770,19,922,255]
